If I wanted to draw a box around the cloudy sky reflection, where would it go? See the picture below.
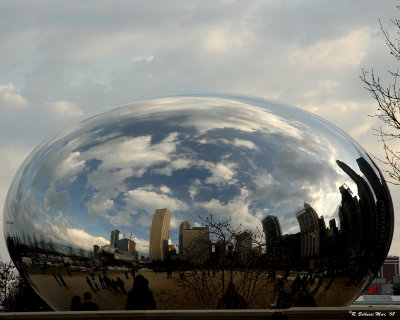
[5,96,372,255]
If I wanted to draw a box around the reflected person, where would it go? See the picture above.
[125,275,156,310]
[271,280,291,309]
[80,292,100,311]
[71,296,81,311]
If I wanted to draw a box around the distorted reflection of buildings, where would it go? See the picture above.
[356,157,394,272]
[97,229,138,263]
[260,156,393,276]
[4,156,392,281]
[149,208,172,262]
[337,157,393,273]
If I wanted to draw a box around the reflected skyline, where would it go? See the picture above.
[3,95,393,309]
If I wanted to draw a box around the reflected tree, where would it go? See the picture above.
[0,261,17,311]
[0,260,50,311]
[179,215,267,309]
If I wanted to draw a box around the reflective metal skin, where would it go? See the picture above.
[3,95,393,310]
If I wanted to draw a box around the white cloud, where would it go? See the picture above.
[220,138,259,150]
[125,185,188,223]
[0,84,28,109]
[88,196,116,221]
[178,98,303,138]
[70,31,139,63]
[302,80,340,98]
[350,121,375,140]
[247,170,278,202]
[160,185,172,194]
[84,133,181,220]
[86,133,178,174]
[189,179,202,200]
[44,183,68,211]
[46,100,84,118]
[203,161,237,186]
[152,158,191,176]
[54,151,86,183]
[134,55,155,64]
[107,211,132,227]
[289,28,371,70]
[203,27,249,53]
[0,144,31,185]
[32,211,109,251]
[130,234,149,254]
[66,228,109,250]
[197,193,260,231]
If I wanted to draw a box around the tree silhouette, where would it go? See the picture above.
[361,7,400,185]
[178,215,267,309]
[0,260,51,311]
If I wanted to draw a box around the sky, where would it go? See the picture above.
[1,0,400,260]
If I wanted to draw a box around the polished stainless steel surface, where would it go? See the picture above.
[3,95,393,310]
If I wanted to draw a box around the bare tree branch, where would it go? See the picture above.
[361,13,400,185]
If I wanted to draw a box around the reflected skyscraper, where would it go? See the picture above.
[179,221,191,256]
[115,238,138,260]
[116,238,136,253]
[236,232,253,262]
[110,230,120,248]
[296,203,320,258]
[262,215,282,241]
[329,219,338,232]
[149,208,171,262]
[338,184,362,256]
[182,227,211,264]
[356,157,394,270]
[336,159,379,268]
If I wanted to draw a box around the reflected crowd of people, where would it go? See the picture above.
[71,292,99,311]
[68,274,156,311]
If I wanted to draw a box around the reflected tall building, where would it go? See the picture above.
[262,215,282,241]
[182,227,211,264]
[116,238,136,253]
[296,203,320,258]
[93,245,100,257]
[149,208,172,262]
[179,221,191,256]
[236,232,253,262]
[329,219,338,232]
[338,184,362,256]
[357,157,394,270]
[110,230,120,248]
[336,159,379,267]
[116,238,138,260]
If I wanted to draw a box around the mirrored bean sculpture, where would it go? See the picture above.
[3,95,393,310]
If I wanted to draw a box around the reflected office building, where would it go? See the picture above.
[296,204,320,258]
[181,227,211,264]
[149,208,172,262]
[3,95,394,310]
[262,215,282,241]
